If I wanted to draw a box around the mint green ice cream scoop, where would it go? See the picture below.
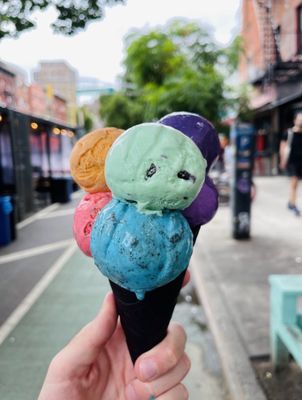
[105,122,207,213]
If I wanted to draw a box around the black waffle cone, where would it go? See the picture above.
[110,269,186,363]
[109,225,201,363]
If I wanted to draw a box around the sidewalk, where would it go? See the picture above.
[191,176,302,400]
[0,193,228,400]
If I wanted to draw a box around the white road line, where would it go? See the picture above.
[0,239,74,265]
[0,243,77,346]
[17,203,59,230]
[37,208,75,219]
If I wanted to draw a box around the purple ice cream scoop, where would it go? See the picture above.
[159,112,221,172]
[182,176,218,228]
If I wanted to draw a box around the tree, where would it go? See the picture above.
[100,19,234,129]
[0,0,124,40]
[236,84,255,122]
[100,92,144,129]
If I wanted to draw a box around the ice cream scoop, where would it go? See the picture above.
[70,127,123,193]
[73,192,112,256]
[182,175,218,227]
[159,112,220,172]
[90,198,193,300]
[105,122,207,213]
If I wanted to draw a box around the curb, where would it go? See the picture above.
[190,242,267,400]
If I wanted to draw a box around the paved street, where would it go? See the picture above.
[0,192,81,326]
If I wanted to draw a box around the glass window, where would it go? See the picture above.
[49,130,63,178]
[0,118,14,187]
[61,134,73,176]
[30,130,43,178]
[298,6,302,54]
[41,130,49,177]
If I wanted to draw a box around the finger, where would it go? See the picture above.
[182,269,190,287]
[54,292,117,369]
[156,384,189,400]
[126,353,190,400]
[135,323,186,382]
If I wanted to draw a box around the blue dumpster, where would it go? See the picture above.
[0,196,13,246]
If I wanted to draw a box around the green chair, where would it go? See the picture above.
[269,275,302,368]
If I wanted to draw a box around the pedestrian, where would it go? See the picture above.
[38,292,190,400]
[279,112,302,216]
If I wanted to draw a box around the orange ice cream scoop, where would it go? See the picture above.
[70,127,123,193]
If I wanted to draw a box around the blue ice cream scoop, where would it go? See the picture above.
[90,198,193,300]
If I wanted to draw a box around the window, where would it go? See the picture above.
[297,5,302,54]
[0,119,14,187]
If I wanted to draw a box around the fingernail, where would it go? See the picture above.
[140,359,157,380]
[125,383,139,400]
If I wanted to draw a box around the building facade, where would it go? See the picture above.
[0,63,17,108]
[0,61,74,222]
[33,61,77,126]
[240,0,302,174]
[28,83,48,118]
[0,106,76,222]
[52,94,68,124]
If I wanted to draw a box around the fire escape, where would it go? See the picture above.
[254,0,302,85]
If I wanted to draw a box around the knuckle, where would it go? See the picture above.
[164,347,178,368]
[169,322,187,345]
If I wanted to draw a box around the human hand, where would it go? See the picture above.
[38,291,190,400]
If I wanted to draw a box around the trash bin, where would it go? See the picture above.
[0,195,13,246]
[50,178,73,203]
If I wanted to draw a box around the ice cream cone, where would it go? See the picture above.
[109,226,201,363]
[109,269,186,363]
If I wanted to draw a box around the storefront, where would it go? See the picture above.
[0,106,77,222]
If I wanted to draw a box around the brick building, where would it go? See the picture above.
[0,62,17,108]
[16,83,67,124]
[28,83,48,118]
[17,83,30,114]
[240,0,302,174]
[0,60,68,123]
[52,94,68,123]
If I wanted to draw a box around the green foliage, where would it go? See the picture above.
[100,19,239,128]
[83,108,94,133]
[100,92,145,129]
[142,67,225,122]
[124,31,184,87]
[221,36,244,73]
[77,105,94,133]
[0,0,124,39]
[236,85,255,122]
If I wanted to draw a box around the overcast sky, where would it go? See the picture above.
[0,0,241,85]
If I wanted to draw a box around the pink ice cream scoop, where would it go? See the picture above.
[73,192,112,256]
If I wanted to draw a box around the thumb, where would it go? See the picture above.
[55,292,118,371]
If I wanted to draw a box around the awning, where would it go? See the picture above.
[256,90,302,112]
